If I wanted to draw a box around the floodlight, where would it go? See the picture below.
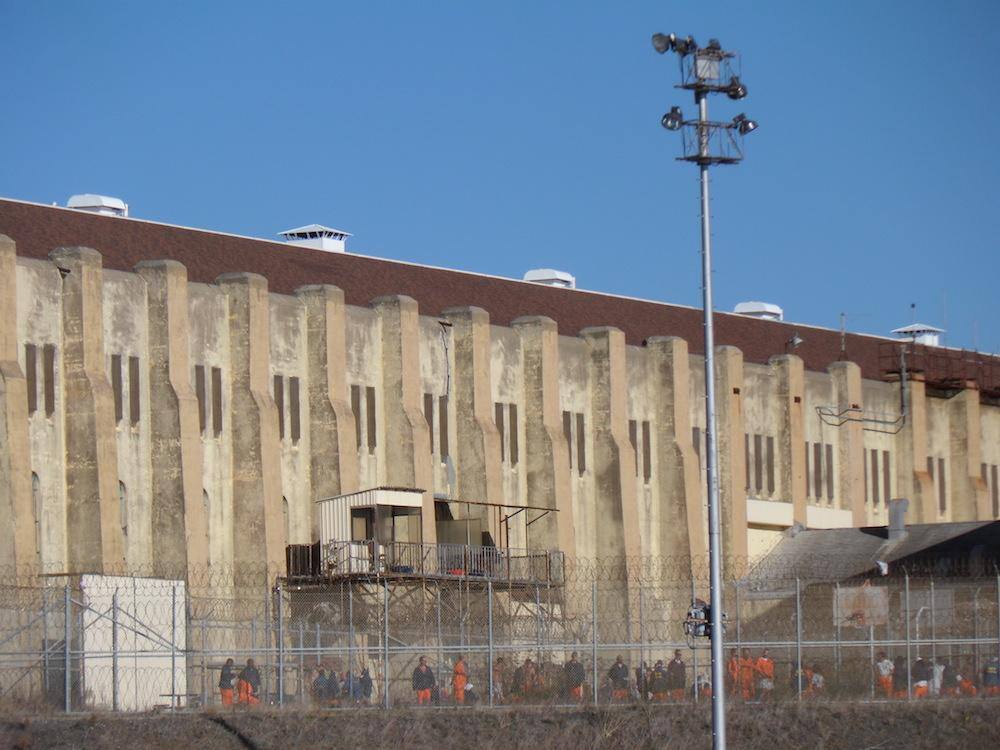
[673,35,696,56]
[661,106,684,131]
[651,33,674,54]
[732,113,758,135]
[727,76,747,100]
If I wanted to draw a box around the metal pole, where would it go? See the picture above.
[42,587,49,697]
[383,581,390,709]
[201,618,208,707]
[698,86,727,749]
[692,576,698,704]
[973,587,980,679]
[929,578,936,668]
[315,621,321,666]
[436,584,443,689]
[170,585,177,709]
[591,579,598,704]
[734,584,741,656]
[535,584,542,663]
[488,580,495,708]
[277,582,284,707]
[348,583,354,690]
[639,586,646,689]
[795,577,802,702]
[994,570,999,664]
[112,589,119,712]
[835,582,842,688]
[64,584,71,713]
[905,572,912,700]
[298,620,305,704]
[868,624,875,700]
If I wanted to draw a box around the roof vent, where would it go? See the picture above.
[891,323,944,347]
[67,194,128,217]
[734,300,783,321]
[523,268,576,289]
[278,224,351,253]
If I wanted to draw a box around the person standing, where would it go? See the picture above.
[755,649,775,701]
[983,656,1000,696]
[608,655,629,703]
[412,656,436,705]
[452,654,468,705]
[237,658,261,705]
[874,652,894,699]
[666,650,686,701]
[738,650,756,701]
[492,657,507,704]
[311,668,330,705]
[218,658,236,706]
[912,657,930,698]
[563,652,585,704]
[649,660,669,702]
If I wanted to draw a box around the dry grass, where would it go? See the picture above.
[2,701,999,750]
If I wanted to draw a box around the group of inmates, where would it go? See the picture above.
[217,650,1000,707]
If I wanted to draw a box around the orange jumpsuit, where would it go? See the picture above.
[453,660,468,704]
[739,657,756,700]
[727,657,740,694]
[755,656,775,697]
[237,679,259,705]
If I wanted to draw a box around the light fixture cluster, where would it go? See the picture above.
[652,32,758,161]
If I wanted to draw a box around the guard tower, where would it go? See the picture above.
[280,488,569,705]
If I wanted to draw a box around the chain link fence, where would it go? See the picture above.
[1,557,998,712]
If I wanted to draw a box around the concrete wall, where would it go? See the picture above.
[1,237,998,581]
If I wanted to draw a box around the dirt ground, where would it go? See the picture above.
[2,701,999,750]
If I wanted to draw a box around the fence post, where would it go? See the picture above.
[929,577,936,667]
[691,576,698,704]
[904,571,912,700]
[639,586,645,681]
[315,621,321,666]
[170,585,177,709]
[42,588,49,697]
[383,581,390,709]
[64,584,71,713]
[993,565,1000,658]
[735,583,741,657]
[201,618,208,707]
[591,579,598,705]
[535,584,542,663]
[298,620,305,704]
[795,577,802,702]
[994,569,1000,664]
[277,582,284,707]
[868,624,875,700]
[973,587,980,679]
[348,583,354,688]
[835,581,841,688]
[436,584,443,689]
[112,588,119,712]
[488,580,494,708]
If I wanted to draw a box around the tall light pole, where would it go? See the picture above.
[653,33,758,750]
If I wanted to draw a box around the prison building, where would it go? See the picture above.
[1,195,999,583]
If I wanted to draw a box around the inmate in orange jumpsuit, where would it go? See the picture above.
[727,654,740,694]
[237,679,259,705]
[738,656,756,700]
[453,659,468,704]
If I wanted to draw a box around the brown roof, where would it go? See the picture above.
[2,197,997,390]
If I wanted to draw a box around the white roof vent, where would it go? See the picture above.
[67,194,128,217]
[734,300,784,321]
[891,323,944,347]
[523,268,576,289]
[278,224,351,253]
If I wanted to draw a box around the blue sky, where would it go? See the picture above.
[2,2,998,351]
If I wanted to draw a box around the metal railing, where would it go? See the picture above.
[318,540,564,585]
